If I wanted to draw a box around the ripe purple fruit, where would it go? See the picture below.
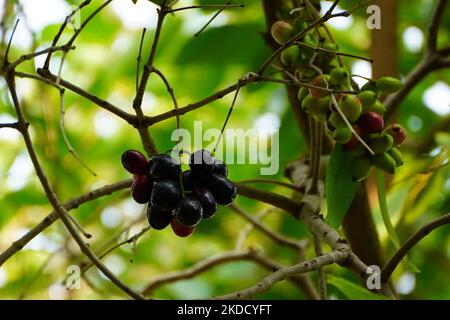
[358,112,384,135]
[174,197,203,227]
[212,159,228,177]
[191,188,218,219]
[171,219,195,238]
[148,154,181,181]
[150,180,182,211]
[207,173,237,206]
[146,206,173,230]
[121,150,148,175]
[181,170,204,191]
[131,174,153,204]
[189,149,215,174]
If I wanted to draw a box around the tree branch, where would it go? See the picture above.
[142,249,319,298]
[212,249,348,299]
[0,179,132,267]
[36,68,136,125]
[381,213,450,283]
[385,0,449,120]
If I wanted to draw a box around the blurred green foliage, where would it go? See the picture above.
[0,0,448,300]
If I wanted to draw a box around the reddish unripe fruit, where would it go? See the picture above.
[131,175,153,204]
[271,21,293,45]
[171,219,195,238]
[384,123,406,146]
[121,150,148,175]
[358,112,384,135]
[310,75,330,98]
[344,125,362,150]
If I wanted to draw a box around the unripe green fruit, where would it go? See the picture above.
[367,134,394,154]
[371,152,396,174]
[310,75,330,98]
[351,156,373,182]
[333,126,353,144]
[330,67,350,88]
[302,94,330,120]
[345,144,367,159]
[388,147,404,167]
[357,90,377,113]
[301,36,317,58]
[339,95,362,123]
[298,86,309,102]
[370,100,386,116]
[271,21,293,45]
[376,76,403,93]
[361,81,378,92]
[281,46,300,66]
[328,111,344,128]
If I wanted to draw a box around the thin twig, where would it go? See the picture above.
[230,204,306,250]
[381,213,450,283]
[168,4,244,14]
[0,179,131,267]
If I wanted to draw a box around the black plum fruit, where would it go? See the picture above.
[171,219,195,238]
[121,150,148,175]
[181,170,203,191]
[189,149,215,174]
[150,180,182,211]
[174,197,203,227]
[206,173,237,206]
[148,154,181,181]
[212,159,228,177]
[131,175,153,204]
[191,188,218,219]
[146,206,173,230]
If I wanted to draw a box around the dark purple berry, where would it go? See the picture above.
[181,170,202,191]
[148,154,181,181]
[191,188,218,219]
[174,197,203,227]
[212,159,228,177]
[171,219,195,237]
[146,206,173,230]
[358,112,384,135]
[189,149,214,174]
[131,174,153,204]
[121,150,148,175]
[150,180,182,211]
[206,173,237,206]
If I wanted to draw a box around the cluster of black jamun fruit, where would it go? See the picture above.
[121,149,236,237]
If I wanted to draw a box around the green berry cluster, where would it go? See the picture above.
[271,10,407,182]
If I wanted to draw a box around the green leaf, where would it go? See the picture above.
[376,169,420,274]
[326,145,358,228]
[327,275,387,300]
